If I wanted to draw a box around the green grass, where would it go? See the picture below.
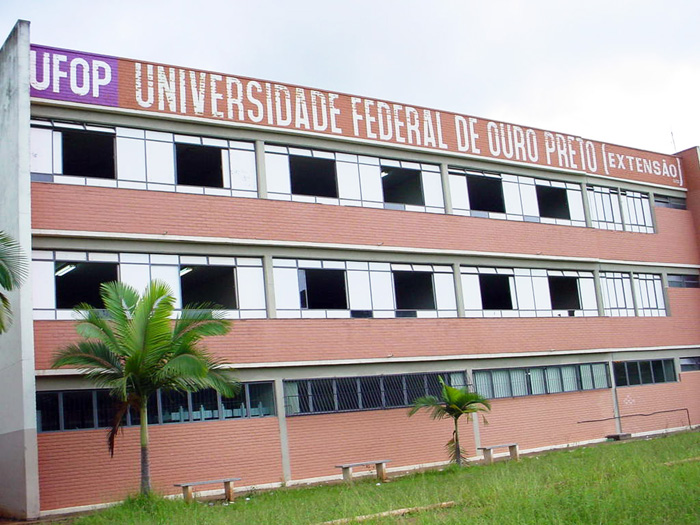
[71,431,700,524]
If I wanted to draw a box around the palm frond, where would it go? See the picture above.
[52,341,124,373]
[0,293,13,333]
[0,231,28,290]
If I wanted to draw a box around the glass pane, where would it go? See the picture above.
[62,391,95,430]
[592,364,609,389]
[96,390,123,428]
[510,369,528,396]
[191,389,219,421]
[222,387,248,418]
[426,374,442,397]
[384,376,406,407]
[651,360,666,383]
[128,395,158,425]
[530,368,546,395]
[310,379,335,413]
[473,371,493,399]
[405,374,427,403]
[337,378,360,411]
[283,381,301,415]
[492,370,512,398]
[36,392,60,432]
[561,366,578,392]
[249,383,275,416]
[663,360,677,382]
[449,372,466,389]
[546,367,563,393]
[579,364,594,390]
[626,362,641,385]
[639,361,654,384]
[360,377,383,409]
[161,390,190,423]
[613,362,628,387]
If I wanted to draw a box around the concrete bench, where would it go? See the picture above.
[335,460,391,482]
[478,443,519,465]
[174,477,241,502]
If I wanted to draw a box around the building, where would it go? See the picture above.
[1,19,700,519]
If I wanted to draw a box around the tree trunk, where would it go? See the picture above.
[453,417,461,466]
[140,402,151,495]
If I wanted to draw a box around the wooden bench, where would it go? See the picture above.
[478,443,519,465]
[174,477,241,502]
[335,460,391,482]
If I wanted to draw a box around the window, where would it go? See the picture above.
[473,363,610,399]
[548,276,580,311]
[467,174,505,213]
[180,265,237,309]
[299,269,348,309]
[289,155,338,198]
[536,186,570,220]
[668,275,700,288]
[284,371,467,415]
[381,167,424,207]
[587,185,623,231]
[479,274,513,310]
[613,359,677,387]
[62,130,115,179]
[654,194,687,210]
[620,190,654,233]
[680,357,700,372]
[175,143,224,188]
[393,271,436,311]
[600,272,635,317]
[55,262,118,309]
[634,273,666,316]
[36,383,275,432]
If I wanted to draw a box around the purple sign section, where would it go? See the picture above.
[30,45,119,107]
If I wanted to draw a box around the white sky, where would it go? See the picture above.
[2,0,698,154]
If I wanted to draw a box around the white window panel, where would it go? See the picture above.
[208,257,238,266]
[434,273,457,310]
[229,149,257,192]
[150,254,178,264]
[359,164,383,203]
[514,276,536,311]
[347,261,368,270]
[448,174,469,210]
[180,256,207,265]
[567,189,585,222]
[116,127,145,139]
[202,137,228,148]
[145,130,173,142]
[273,267,301,310]
[236,267,266,310]
[236,257,263,267]
[52,130,62,174]
[336,162,362,201]
[88,253,119,262]
[520,184,539,217]
[532,276,552,310]
[461,274,482,310]
[146,140,175,184]
[55,251,86,261]
[116,137,146,182]
[30,127,53,174]
[421,171,444,208]
[264,153,291,194]
[347,270,372,310]
[369,262,390,272]
[298,260,322,269]
[369,271,395,310]
[174,134,201,145]
[150,265,181,306]
[119,253,149,264]
[32,250,53,260]
[502,181,522,216]
[32,261,56,309]
[120,263,151,293]
[322,261,346,269]
[579,278,597,311]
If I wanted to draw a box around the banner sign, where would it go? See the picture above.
[30,45,684,187]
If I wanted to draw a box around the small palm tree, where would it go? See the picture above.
[52,280,238,494]
[408,377,490,466]
[0,231,28,334]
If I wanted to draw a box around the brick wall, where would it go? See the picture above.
[38,418,281,511]
[31,184,700,265]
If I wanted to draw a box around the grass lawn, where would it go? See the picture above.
[71,430,699,524]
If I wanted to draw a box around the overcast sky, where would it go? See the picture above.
[2,1,698,155]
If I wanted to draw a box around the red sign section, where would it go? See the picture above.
[31,45,684,187]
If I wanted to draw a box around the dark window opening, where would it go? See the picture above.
[36,392,60,432]
[548,276,581,310]
[393,271,436,310]
[62,130,115,179]
[55,262,118,309]
[160,390,190,423]
[96,390,123,428]
[337,378,360,411]
[467,175,505,213]
[360,377,383,409]
[180,265,237,309]
[479,274,513,310]
[405,374,426,403]
[350,310,373,318]
[289,155,338,198]
[614,359,677,386]
[384,376,405,407]
[654,194,687,209]
[310,379,335,412]
[191,389,219,421]
[381,167,424,206]
[175,143,224,188]
[536,186,571,220]
[248,383,275,416]
[62,391,95,430]
[680,357,700,371]
[668,274,700,288]
[299,269,347,309]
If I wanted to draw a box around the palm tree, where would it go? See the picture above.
[408,377,490,466]
[52,280,238,494]
[0,231,28,334]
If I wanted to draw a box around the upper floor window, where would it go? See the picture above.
[180,265,237,309]
[587,185,654,233]
[62,129,115,179]
[667,274,699,288]
[680,357,700,372]
[289,155,338,198]
[175,143,224,188]
[654,194,687,210]
[54,261,118,309]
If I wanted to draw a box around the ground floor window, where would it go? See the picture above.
[613,359,677,386]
